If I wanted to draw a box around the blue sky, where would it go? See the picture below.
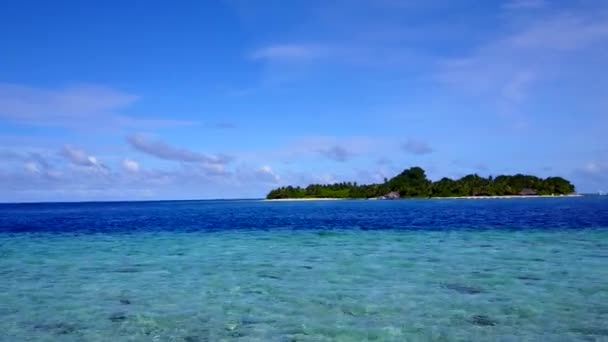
[1,0,607,201]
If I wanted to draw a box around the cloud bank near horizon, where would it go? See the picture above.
[0,0,606,200]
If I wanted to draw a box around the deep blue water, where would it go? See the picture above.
[1,197,608,233]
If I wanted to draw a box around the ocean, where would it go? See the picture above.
[1,197,607,341]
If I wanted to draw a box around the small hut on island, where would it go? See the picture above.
[378,191,401,200]
[518,188,538,196]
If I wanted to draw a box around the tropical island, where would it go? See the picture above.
[266,166,576,199]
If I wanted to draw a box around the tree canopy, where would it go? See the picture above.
[266,167,575,199]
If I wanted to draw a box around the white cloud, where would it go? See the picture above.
[0,83,137,119]
[256,165,280,183]
[127,133,231,166]
[582,161,604,175]
[60,145,108,171]
[503,0,545,10]
[500,71,536,104]
[251,44,326,62]
[437,8,608,128]
[201,163,231,177]
[573,160,608,192]
[506,14,608,51]
[0,150,56,178]
[0,83,194,129]
[122,159,140,173]
[24,161,41,174]
[439,11,608,94]
[0,84,136,123]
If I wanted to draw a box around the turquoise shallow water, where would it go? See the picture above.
[1,198,608,341]
[1,229,608,341]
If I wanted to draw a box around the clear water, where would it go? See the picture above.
[1,198,607,341]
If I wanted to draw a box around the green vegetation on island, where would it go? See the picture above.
[266,166,575,199]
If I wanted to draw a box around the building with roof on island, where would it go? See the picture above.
[518,188,538,196]
[378,191,401,200]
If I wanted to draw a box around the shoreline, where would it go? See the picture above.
[262,198,348,202]
[430,194,583,199]
[264,194,583,201]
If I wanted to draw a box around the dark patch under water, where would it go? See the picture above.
[442,283,485,294]
[471,314,497,326]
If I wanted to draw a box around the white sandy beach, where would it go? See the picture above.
[264,194,583,201]
[431,194,583,199]
[262,198,348,202]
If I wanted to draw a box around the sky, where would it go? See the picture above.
[1,0,607,202]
